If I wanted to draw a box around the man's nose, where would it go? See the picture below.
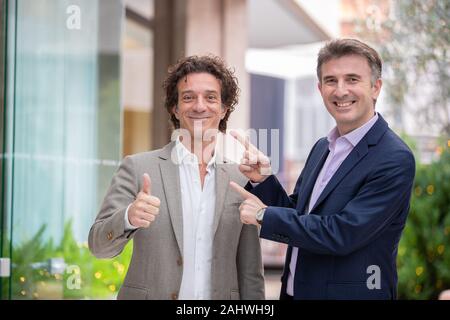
[334,81,349,97]
[193,96,208,112]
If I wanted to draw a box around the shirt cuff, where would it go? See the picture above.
[124,203,138,231]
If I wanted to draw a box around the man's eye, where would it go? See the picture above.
[348,78,358,83]
[325,79,336,84]
[183,96,193,101]
[207,95,217,101]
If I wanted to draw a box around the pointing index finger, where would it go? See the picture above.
[229,181,256,200]
[230,130,253,151]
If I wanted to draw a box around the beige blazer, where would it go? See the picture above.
[88,142,265,300]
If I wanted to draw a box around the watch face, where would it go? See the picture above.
[256,209,265,222]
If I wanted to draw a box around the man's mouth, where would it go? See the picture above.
[333,101,356,108]
[189,116,210,120]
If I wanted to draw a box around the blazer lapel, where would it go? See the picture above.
[158,142,184,255]
[310,115,389,212]
[212,163,229,237]
[297,142,329,214]
[310,141,369,213]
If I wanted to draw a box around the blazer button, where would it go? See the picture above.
[177,258,183,266]
[171,292,178,300]
[107,231,113,241]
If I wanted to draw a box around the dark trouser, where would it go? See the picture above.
[280,291,293,300]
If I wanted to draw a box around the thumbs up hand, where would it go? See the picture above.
[230,181,267,226]
[128,173,161,228]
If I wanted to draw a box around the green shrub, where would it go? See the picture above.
[397,139,450,299]
[9,220,132,299]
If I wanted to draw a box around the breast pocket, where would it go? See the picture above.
[117,284,148,300]
[230,289,240,300]
[220,202,242,231]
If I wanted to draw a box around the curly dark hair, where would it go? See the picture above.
[162,55,240,132]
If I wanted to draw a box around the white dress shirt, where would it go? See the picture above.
[124,139,217,299]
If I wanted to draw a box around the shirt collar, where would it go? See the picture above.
[327,112,379,147]
[175,137,217,169]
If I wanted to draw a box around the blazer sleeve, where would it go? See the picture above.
[246,138,323,208]
[246,175,299,209]
[260,149,416,256]
[236,224,265,300]
[88,156,140,258]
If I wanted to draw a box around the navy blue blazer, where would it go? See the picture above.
[249,115,415,300]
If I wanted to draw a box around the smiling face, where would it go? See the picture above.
[173,72,226,140]
[318,54,382,135]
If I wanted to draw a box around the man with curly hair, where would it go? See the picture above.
[89,55,265,300]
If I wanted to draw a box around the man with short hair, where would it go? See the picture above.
[231,39,415,300]
[89,55,265,300]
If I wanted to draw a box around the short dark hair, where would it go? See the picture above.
[163,55,239,132]
[317,38,382,85]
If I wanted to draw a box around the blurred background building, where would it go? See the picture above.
[1,0,448,300]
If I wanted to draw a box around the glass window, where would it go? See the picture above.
[122,0,154,156]
[1,0,127,299]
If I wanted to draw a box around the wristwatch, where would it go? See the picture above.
[256,207,266,225]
